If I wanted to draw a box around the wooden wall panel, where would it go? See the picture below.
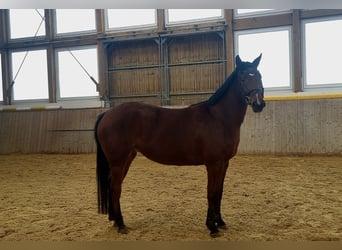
[107,33,226,106]
[107,39,160,105]
[168,33,224,64]
[110,69,160,97]
[109,40,159,67]
[0,108,103,154]
[169,64,224,94]
[239,98,342,155]
[110,96,161,106]
[167,33,225,106]
[170,93,212,106]
[0,99,341,155]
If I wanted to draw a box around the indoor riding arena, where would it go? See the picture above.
[0,9,341,241]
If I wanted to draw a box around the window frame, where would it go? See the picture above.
[165,9,224,26]
[234,26,293,91]
[55,9,97,37]
[10,48,49,102]
[56,46,99,101]
[234,9,291,19]
[302,15,342,89]
[105,9,157,32]
[8,9,46,41]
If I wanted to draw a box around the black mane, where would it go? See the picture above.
[206,61,258,105]
[207,69,238,105]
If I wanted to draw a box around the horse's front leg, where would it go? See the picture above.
[205,161,229,237]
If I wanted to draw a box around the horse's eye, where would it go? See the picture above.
[248,73,255,77]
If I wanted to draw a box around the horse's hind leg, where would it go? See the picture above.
[108,150,136,234]
[123,150,137,179]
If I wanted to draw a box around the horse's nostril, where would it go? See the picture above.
[252,101,265,113]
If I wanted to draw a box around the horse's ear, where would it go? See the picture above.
[236,55,243,68]
[252,53,262,67]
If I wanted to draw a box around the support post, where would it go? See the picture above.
[157,37,170,106]
[292,9,303,92]
[45,9,57,103]
[0,10,12,105]
[224,9,235,76]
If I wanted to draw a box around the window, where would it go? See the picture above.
[167,9,223,24]
[57,47,98,98]
[303,17,342,87]
[56,9,96,34]
[235,27,291,89]
[107,9,156,30]
[11,50,48,101]
[9,9,45,39]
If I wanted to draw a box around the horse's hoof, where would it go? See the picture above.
[114,222,129,234]
[118,227,128,234]
[210,230,222,238]
[218,224,228,230]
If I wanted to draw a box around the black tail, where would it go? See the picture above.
[94,112,109,214]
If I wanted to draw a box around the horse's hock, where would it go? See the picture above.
[0,154,341,240]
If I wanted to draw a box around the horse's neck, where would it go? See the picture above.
[212,82,248,127]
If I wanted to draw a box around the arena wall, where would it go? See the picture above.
[0,98,341,155]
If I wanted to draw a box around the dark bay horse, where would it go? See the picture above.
[94,55,265,237]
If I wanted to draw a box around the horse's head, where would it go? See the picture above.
[236,54,265,113]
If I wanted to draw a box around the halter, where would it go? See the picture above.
[244,87,264,98]
[237,69,264,104]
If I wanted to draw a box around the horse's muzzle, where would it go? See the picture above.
[251,100,265,113]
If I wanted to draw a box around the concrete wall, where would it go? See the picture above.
[0,98,341,155]
[239,98,341,155]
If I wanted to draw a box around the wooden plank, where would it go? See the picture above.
[0,10,9,46]
[95,9,105,34]
[224,9,235,75]
[323,99,342,154]
[1,50,11,105]
[109,40,159,67]
[234,13,292,31]
[112,96,160,106]
[285,101,299,154]
[168,33,223,65]
[157,9,166,32]
[97,41,108,100]
[47,45,57,103]
[169,64,224,95]
[302,100,320,154]
[296,99,305,154]
[301,9,342,19]
[110,69,160,97]
[165,20,226,34]
[44,9,55,40]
